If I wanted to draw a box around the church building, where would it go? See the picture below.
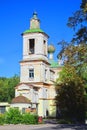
[11,12,62,117]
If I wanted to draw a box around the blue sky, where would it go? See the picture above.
[0,0,81,77]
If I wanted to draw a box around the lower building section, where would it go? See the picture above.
[0,99,57,118]
[6,83,57,117]
[38,99,56,117]
[48,99,56,117]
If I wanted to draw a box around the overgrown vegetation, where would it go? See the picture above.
[5,108,22,124]
[21,113,38,124]
[0,114,5,125]
[0,108,38,125]
[55,65,85,123]
[55,0,87,123]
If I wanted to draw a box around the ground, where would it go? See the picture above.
[0,121,87,130]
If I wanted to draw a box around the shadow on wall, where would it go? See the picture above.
[44,107,56,119]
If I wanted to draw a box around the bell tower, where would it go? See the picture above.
[20,12,50,83]
[22,12,49,62]
[12,12,58,118]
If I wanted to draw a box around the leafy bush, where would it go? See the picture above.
[5,108,22,124]
[0,108,38,125]
[0,114,5,125]
[21,113,38,124]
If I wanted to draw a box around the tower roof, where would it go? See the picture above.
[23,28,44,34]
[22,12,49,37]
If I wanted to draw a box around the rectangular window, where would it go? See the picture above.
[43,40,46,55]
[45,69,47,81]
[29,39,35,54]
[29,69,34,78]
[0,106,5,113]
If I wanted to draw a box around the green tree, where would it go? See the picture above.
[0,75,19,103]
[7,75,20,102]
[0,77,9,102]
[56,0,87,122]
[81,0,87,12]
[57,0,87,87]
[55,65,85,123]
[67,0,87,44]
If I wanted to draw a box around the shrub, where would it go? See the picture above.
[0,108,38,125]
[5,108,22,124]
[0,114,5,125]
[21,113,38,124]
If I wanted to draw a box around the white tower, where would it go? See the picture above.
[22,12,48,61]
[20,12,49,83]
[12,12,58,118]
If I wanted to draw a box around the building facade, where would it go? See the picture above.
[11,12,62,117]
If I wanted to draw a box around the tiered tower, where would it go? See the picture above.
[20,12,49,83]
[11,12,60,117]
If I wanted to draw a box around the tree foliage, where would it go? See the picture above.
[55,65,85,122]
[81,0,87,12]
[0,75,19,103]
[58,42,87,87]
[67,0,87,44]
[56,0,87,122]
[57,0,87,82]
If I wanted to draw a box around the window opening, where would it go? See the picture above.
[29,39,35,54]
[43,40,46,55]
[29,69,34,78]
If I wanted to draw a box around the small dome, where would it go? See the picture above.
[48,44,55,53]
